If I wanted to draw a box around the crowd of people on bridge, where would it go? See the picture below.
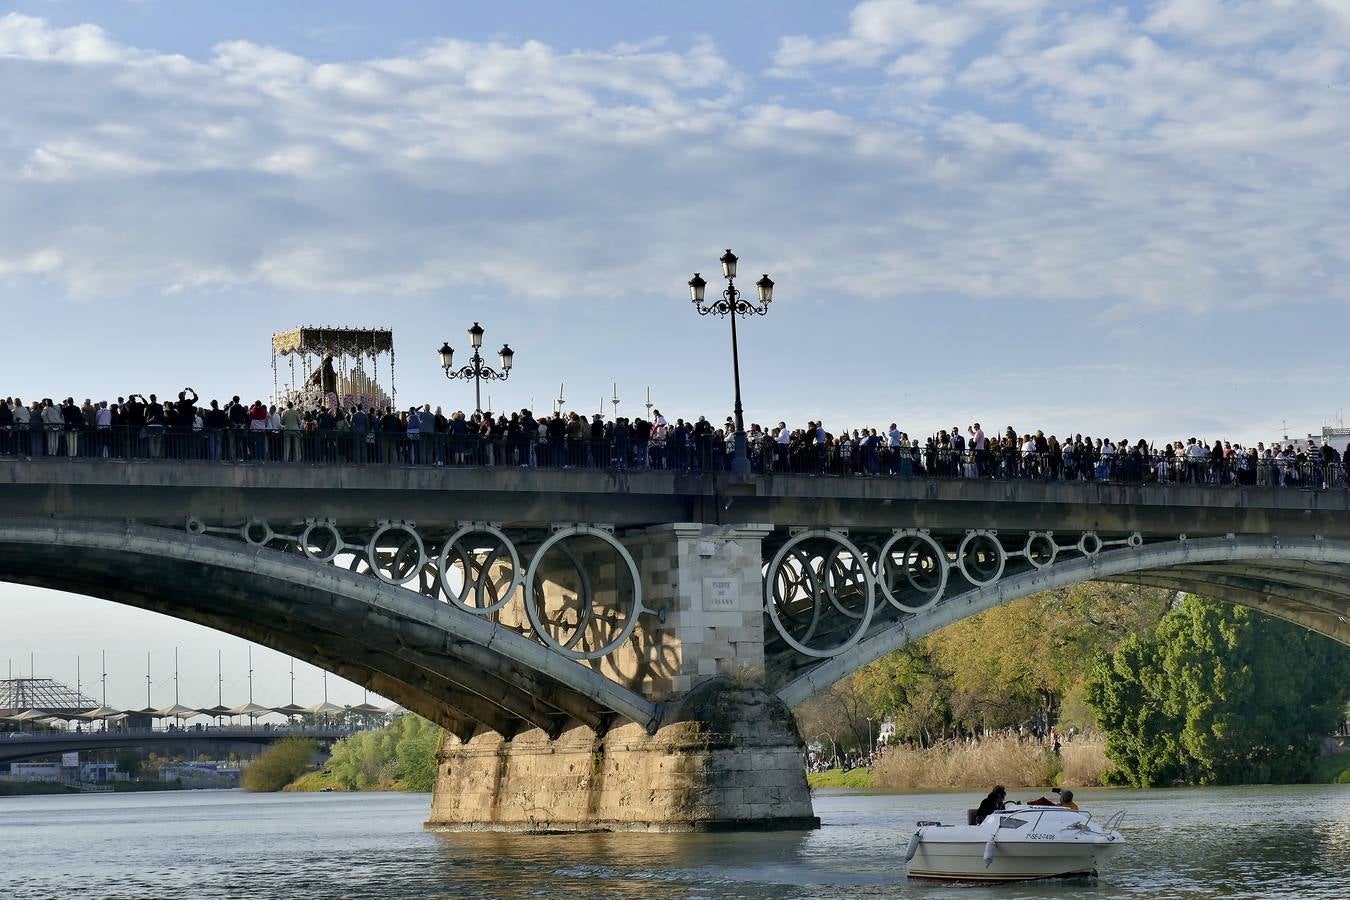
[1,392,1344,489]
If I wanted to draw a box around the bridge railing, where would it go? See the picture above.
[2,724,363,740]
[1,426,1342,489]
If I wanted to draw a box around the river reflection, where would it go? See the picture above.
[3,784,1346,897]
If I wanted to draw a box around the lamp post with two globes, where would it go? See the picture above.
[688,249,774,476]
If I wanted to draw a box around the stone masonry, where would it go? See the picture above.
[425,523,818,832]
[426,684,817,832]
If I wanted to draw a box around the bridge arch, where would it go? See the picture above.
[775,535,1350,707]
[0,518,658,740]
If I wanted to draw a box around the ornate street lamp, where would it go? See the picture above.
[688,249,774,475]
[437,321,514,415]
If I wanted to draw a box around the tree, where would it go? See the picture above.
[114,749,141,779]
[1086,595,1350,786]
[394,715,441,791]
[794,676,875,754]
[852,645,950,747]
[926,583,1171,734]
[326,715,443,790]
[241,738,317,792]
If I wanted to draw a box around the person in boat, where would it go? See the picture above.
[974,785,1007,824]
[1057,789,1079,811]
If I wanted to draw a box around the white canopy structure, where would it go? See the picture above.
[307,701,345,716]
[79,706,123,721]
[8,709,50,722]
[228,702,274,719]
[154,703,198,720]
[347,702,385,717]
[271,703,309,718]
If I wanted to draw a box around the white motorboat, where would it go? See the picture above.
[904,803,1126,882]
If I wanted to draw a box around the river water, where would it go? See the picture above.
[3,785,1346,898]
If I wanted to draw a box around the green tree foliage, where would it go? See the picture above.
[797,583,1170,749]
[924,582,1170,731]
[326,715,443,791]
[113,749,141,778]
[393,716,441,791]
[241,738,317,792]
[1086,595,1350,786]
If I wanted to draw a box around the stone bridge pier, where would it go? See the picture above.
[426,523,819,833]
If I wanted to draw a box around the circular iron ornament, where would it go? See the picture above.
[823,545,871,621]
[550,543,596,650]
[300,521,343,563]
[768,548,825,644]
[522,526,644,661]
[436,524,522,615]
[242,519,274,547]
[185,517,207,536]
[366,523,428,586]
[764,530,876,659]
[1023,532,1058,570]
[1078,532,1103,556]
[874,529,949,611]
[1127,532,1144,549]
[957,531,1006,587]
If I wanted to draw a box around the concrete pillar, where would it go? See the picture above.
[424,523,818,833]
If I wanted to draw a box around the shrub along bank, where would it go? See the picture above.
[284,714,441,792]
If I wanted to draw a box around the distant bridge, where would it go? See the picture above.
[2,457,1347,830]
[0,726,354,764]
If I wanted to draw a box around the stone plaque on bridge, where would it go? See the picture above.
[702,576,739,610]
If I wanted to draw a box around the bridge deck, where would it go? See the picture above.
[3,459,1348,538]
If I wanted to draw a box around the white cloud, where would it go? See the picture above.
[0,6,1346,323]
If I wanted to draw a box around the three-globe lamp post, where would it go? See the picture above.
[438,322,514,417]
[688,249,774,476]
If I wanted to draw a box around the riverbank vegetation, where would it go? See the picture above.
[1088,595,1350,787]
[796,584,1350,788]
[241,738,317,792]
[282,714,441,792]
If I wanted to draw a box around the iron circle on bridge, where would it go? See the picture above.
[366,523,428,586]
[764,530,876,659]
[300,521,344,564]
[1023,532,1058,570]
[1078,531,1103,556]
[241,518,274,547]
[522,525,643,661]
[957,531,1006,587]
[767,546,826,645]
[875,529,948,611]
[436,523,523,616]
[823,544,872,620]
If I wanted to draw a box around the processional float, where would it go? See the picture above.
[271,326,396,411]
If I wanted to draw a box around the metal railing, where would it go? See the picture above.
[0,425,1342,489]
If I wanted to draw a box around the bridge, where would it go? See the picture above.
[2,456,1347,831]
[0,726,355,764]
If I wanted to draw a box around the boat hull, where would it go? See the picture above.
[908,840,1124,882]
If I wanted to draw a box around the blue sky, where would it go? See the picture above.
[3,1,1350,707]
